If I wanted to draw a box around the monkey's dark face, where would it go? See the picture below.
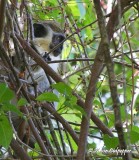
[33,23,65,57]
[50,33,65,56]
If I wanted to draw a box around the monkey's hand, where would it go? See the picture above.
[42,52,51,62]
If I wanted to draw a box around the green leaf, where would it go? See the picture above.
[69,75,80,85]
[67,1,80,17]
[63,133,78,151]
[64,95,77,108]
[63,94,86,117]
[125,130,139,144]
[0,114,13,148]
[132,126,139,133]
[130,131,139,143]
[2,103,23,116]
[73,104,86,117]
[103,135,119,149]
[36,92,59,102]
[69,95,77,104]
[57,95,66,111]
[17,98,28,106]
[120,106,126,120]
[0,83,14,103]
[106,113,115,128]
[52,82,72,95]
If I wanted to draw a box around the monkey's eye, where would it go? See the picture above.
[56,35,64,42]
[53,34,65,42]
[53,36,59,44]
[56,36,60,41]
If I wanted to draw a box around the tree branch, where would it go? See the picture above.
[10,138,32,160]
[93,1,131,160]
[0,0,7,40]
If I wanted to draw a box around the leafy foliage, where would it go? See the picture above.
[0,83,21,148]
[0,115,13,148]
[36,92,59,102]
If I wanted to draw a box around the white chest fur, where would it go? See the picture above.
[28,53,60,93]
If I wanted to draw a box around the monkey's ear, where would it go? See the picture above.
[33,23,47,37]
